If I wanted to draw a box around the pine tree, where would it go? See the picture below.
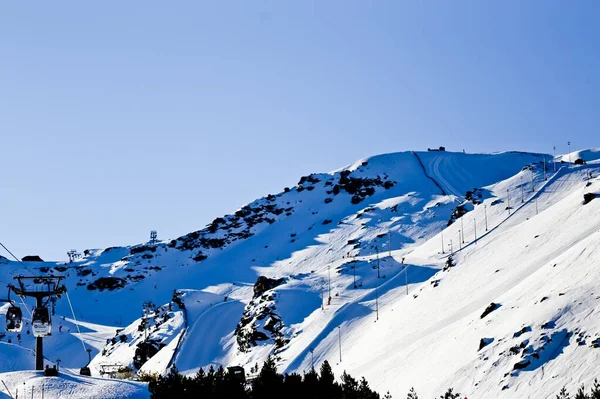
[319,361,335,386]
[406,387,419,399]
[592,380,600,399]
[557,387,571,399]
[282,372,303,397]
[341,371,359,399]
[252,355,283,399]
[440,388,461,399]
[318,360,341,398]
[574,384,589,399]
[358,377,379,399]
[303,367,320,398]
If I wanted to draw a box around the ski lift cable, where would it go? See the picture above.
[18,295,32,317]
[0,240,37,275]
[65,290,88,353]
[1,240,34,316]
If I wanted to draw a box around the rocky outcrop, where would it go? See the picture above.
[235,277,289,353]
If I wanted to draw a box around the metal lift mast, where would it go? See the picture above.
[8,276,66,370]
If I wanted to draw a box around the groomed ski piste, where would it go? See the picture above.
[1,148,600,398]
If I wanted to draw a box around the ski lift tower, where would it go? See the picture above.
[149,230,158,245]
[8,276,66,371]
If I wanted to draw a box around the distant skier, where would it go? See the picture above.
[59,324,63,333]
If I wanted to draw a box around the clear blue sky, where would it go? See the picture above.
[1,1,598,260]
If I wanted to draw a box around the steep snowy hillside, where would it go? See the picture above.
[300,157,600,398]
[8,148,599,398]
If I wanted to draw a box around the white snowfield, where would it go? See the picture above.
[2,148,600,398]
[0,370,148,399]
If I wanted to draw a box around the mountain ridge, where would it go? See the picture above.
[2,148,600,398]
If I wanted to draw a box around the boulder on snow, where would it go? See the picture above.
[253,276,285,298]
[480,302,500,319]
[87,277,127,291]
[513,359,531,370]
[583,193,596,205]
[479,337,494,351]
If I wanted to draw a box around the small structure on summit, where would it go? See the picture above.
[21,255,44,262]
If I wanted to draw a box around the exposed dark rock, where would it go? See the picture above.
[465,188,483,205]
[479,337,493,351]
[172,290,185,309]
[583,193,596,205]
[298,174,321,185]
[192,252,208,262]
[253,276,285,298]
[87,277,127,291]
[448,205,468,226]
[513,360,530,370]
[130,245,157,255]
[443,255,455,271]
[102,247,121,254]
[134,340,164,369]
[513,326,532,338]
[541,320,556,329]
[480,302,500,319]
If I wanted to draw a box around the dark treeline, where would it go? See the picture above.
[556,379,600,399]
[145,356,469,399]
[147,356,388,399]
[144,358,600,399]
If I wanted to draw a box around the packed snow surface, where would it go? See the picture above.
[2,148,600,398]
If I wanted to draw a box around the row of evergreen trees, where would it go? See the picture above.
[556,380,600,399]
[146,355,600,399]
[147,357,388,399]
[145,356,466,399]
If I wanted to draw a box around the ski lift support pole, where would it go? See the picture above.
[8,276,66,371]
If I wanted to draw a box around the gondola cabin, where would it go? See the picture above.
[5,305,23,333]
[32,307,51,337]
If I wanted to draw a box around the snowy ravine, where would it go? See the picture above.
[2,148,600,398]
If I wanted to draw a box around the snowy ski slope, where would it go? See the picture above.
[2,148,600,398]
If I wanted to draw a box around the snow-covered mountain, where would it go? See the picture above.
[2,148,600,398]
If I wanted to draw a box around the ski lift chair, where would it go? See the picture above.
[5,305,23,332]
[32,307,51,337]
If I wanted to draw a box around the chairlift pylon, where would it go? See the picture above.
[80,348,92,376]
